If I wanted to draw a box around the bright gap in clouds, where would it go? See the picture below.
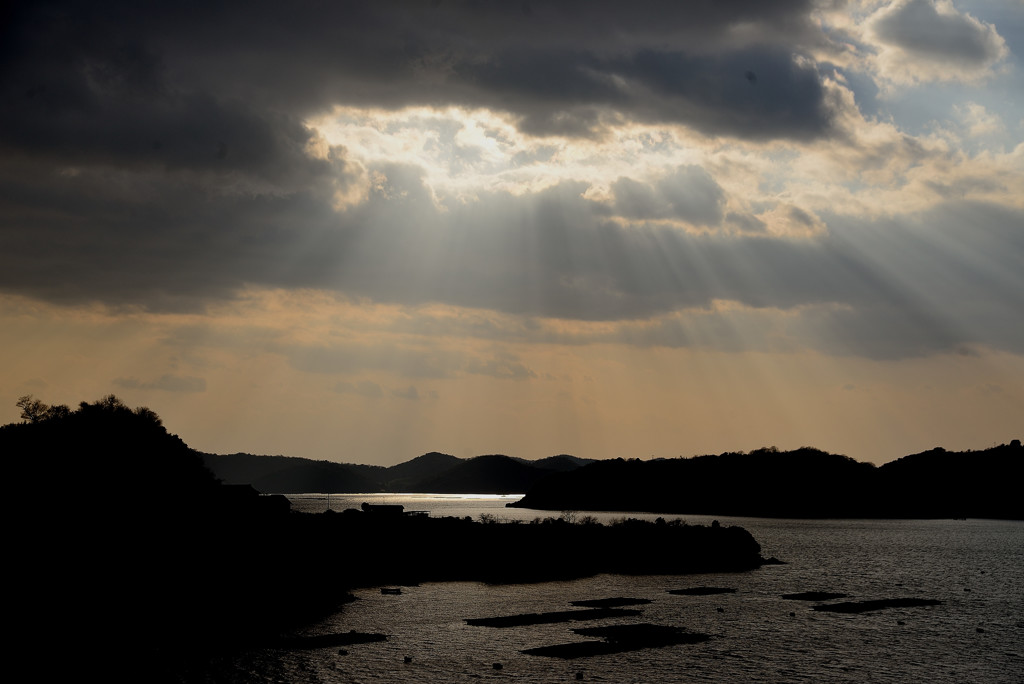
[311,106,713,209]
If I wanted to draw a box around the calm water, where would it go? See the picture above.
[183,495,1024,683]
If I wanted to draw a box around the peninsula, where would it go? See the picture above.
[4,394,769,660]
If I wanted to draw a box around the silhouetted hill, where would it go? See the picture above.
[516,454,598,471]
[510,443,1023,519]
[202,452,385,492]
[414,454,559,494]
[4,394,218,508]
[202,452,322,483]
[5,395,352,671]
[381,451,462,490]
[248,460,384,494]
[201,450,590,494]
[875,442,1023,519]
[200,442,1023,518]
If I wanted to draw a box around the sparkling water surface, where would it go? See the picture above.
[184,495,1024,683]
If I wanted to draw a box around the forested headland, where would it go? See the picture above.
[508,443,1024,520]
[3,395,768,666]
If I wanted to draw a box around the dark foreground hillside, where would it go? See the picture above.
[4,395,766,677]
[510,444,1024,519]
[4,397,336,664]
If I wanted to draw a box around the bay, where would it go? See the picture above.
[181,495,1024,683]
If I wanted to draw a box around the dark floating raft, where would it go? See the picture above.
[668,587,737,596]
[466,607,642,628]
[273,631,388,650]
[569,597,653,608]
[782,591,849,601]
[522,623,710,659]
[812,598,942,614]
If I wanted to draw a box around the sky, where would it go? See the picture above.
[2,0,1022,467]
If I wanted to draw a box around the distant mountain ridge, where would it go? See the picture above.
[201,451,596,495]
[509,443,1024,520]
[201,442,1024,519]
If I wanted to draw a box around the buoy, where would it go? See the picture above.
[717,607,724,613]
[404,656,413,663]
[493,663,502,670]
[789,612,796,617]
[576,672,584,681]
[338,649,348,656]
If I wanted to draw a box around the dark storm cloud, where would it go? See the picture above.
[0,156,350,310]
[603,48,834,141]
[0,0,841,308]
[2,0,835,153]
[455,45,835,139]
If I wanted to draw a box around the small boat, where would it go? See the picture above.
[381,587,402,595]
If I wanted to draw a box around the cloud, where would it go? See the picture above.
[334,380,384,398]
[113,374,207,392]
[468,45,838,140]
[756,203,828,237]
[955,102,1005,137]
[392,385,437,400]
[724,212,768,235]
[610,165,726,227]
[866,0,1008,85]
[285,338,459,379]
[464,353,538,380]
[1,1,839,147]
